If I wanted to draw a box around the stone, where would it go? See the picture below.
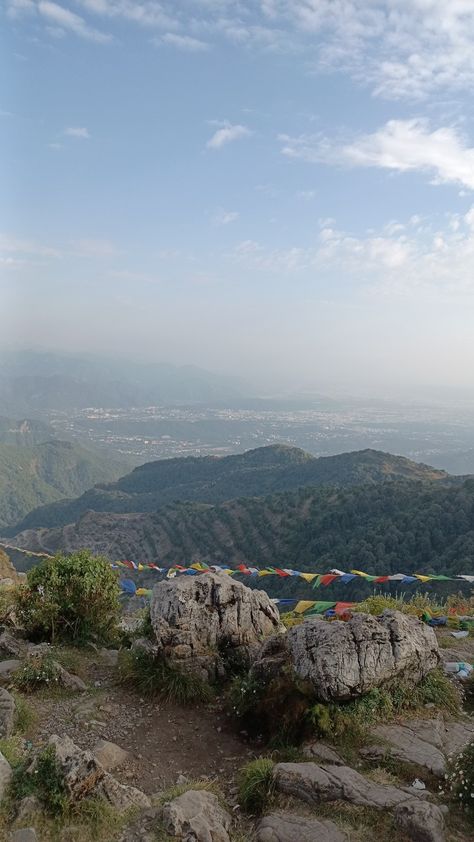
[0,687,15,738]
[9,830,37,842]
[93,739,129,771]
[273,762,416,809]
[150,572,284,681]
[49,734,105,799]
[302,741,344,765]
[394,799,446,842]
[16,795,42,822]
[252,610,439,702]
[48,734,149,812]
[257,811,348,842]
[0,659,21,684]
[97,773,151,810]
[100,648,119,667]
[53,661,87,692]
[361,715,474,777]
[0,632,26,659]
[0,750,12,800]
[161,789,232,842]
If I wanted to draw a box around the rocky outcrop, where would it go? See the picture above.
[150,573,284,681]
[48,735,149,811]
[273,762,419,809]
[161,789,232,842]
[394,799,446,842]
[361,716,474,777]
[253,611,439,701]
[256,811,348,842]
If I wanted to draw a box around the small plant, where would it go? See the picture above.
[238,757,275,814]
[280,612,304,629]
[443,741,474,823]
[12,654,61,693]
[15,550,120,645]
[117,648,212,704]
[10,745,67,816]
[229,673,265,718]
[12,692,37,733]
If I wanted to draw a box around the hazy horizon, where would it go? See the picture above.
[3,2,474,398]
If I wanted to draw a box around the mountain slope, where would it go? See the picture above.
[0,439,129,530]
[10,480,474,582]
[0,416,54,446]
[7,445,448,533]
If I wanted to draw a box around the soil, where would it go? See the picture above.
[31,654,254,797]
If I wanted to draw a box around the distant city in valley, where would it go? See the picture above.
[47,401,474,475]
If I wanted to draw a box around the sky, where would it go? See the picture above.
[2,0,474,396]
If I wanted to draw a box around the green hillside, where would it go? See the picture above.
[11,478,474,589]
[0,439,129,530]
[9,444,448,533]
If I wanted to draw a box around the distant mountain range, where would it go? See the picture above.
[5,444,448,535]
[0,350,250,413]
[0,415,130,530]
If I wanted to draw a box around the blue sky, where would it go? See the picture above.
[2,1,474,395]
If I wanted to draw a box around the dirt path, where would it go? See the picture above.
[31,655,253,796]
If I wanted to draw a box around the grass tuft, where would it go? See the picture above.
[238,757,275,814]
[117,648,213,704]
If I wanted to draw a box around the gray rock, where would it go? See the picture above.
[274,762,416,809]
[0,632,26,658]
[161,789,232,842]
[394,799,446,842]
[16,795,42,822]
[257,811,348,842]
[150,572,284,681]
[253,610,439,702]
[9,830,37,842]
[302,741,344,765]
[0,659,21,683]
[53,661,87,692]
[0,750,12,800]
[97,773,151,810]
[48,734,149,811]
[93,739,129,771]
[100,648,119,667]
[362,715,474,777]
[0,687,15,738]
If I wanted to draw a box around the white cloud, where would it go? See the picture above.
[64,126,91,139]
[233,207,474,298]
[213,210,239,225]
[75,0,178,29]
[159,33,209,51]
[72,238,119,256]
[296,189,316,200]
[280,120,474,191]
[0,233,61,258]
[38,1,111,42]
[206,121,252,150]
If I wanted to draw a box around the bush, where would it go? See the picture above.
[238,758,275,814]
[10,745,67,816]
[15,550,121,644]
[444,741,474,823]
[117,648,212,704]
[12,654,61,693]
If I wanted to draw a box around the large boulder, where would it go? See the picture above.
[150,572,284,681]
[257,811,348,842]
[394,799,446,842]
[0,687,15,739]
[0,750,12,801]
[252,610,439,701]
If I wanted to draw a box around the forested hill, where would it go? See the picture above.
[7,445,448,533]
[0,439,129,530]
[10,479,474,584]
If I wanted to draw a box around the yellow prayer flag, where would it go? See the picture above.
[295,600,316,614]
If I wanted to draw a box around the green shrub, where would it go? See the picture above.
[10,745,67,816]
[15,550,121,644]
[12,654,61,693]
[117,648,212,704]
[238,758,275,814]
[444,741,474,823]
[12,693,37,732]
